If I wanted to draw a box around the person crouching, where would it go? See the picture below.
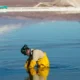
[21,44,50,69]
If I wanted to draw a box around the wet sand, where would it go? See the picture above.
[0,12,80,21]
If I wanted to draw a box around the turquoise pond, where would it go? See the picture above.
[0,18,80,80]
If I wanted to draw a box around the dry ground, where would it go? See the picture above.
[0,0,80,21]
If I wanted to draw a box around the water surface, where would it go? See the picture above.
[0,18,80,80]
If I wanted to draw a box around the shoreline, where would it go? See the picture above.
[0,11,80,21]
[0,0,80,21]
[0,7,80,13]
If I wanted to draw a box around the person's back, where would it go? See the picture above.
[31,49,50,68]
[31,49,44,61]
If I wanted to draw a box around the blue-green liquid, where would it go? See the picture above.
[0,18,80,80]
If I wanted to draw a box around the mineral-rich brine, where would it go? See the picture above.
[0,18,80,80]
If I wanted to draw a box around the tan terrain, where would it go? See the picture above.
[0,0,53,7]
[0,0,80,21]
[0,0,80,7]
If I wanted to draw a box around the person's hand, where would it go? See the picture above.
[24,61,29,71]
[28,68,36,75]
[28,60,36,68]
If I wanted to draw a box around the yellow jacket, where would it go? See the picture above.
[27,68,49,80]
[37,52,50,68]
[24,52,50,69]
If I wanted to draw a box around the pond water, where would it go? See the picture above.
[0,18,80,80]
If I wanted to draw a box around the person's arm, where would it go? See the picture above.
[24,57,32,69]
[24,60,29,69]
[29,50,39,68]
[29,68,37,75]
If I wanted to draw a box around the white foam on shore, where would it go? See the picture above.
[0,7,80,13]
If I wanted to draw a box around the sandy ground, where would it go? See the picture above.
[0,0,80,21]
[0,12,80,21]
[0,0,54,7]
[0,0,80,7]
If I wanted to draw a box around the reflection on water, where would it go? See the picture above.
[25,68,49,80]
[0,20,80,80]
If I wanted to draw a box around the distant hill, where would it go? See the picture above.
[34,0,80,7]
[0,0,80,7]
